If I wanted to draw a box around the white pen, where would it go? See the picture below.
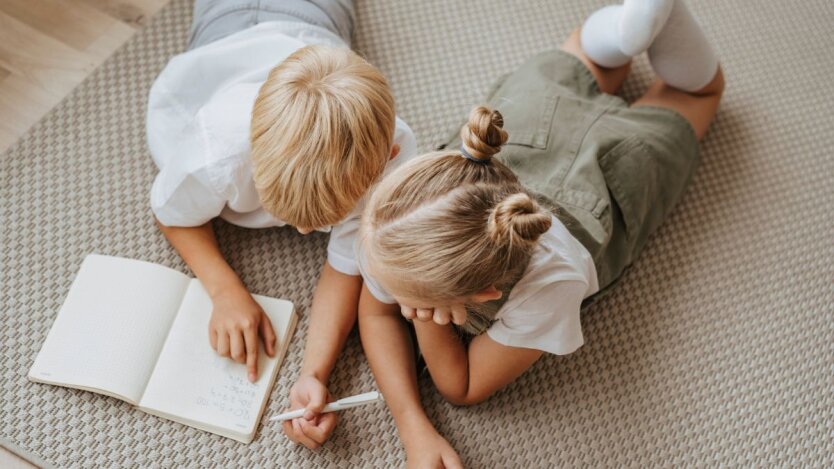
[268,391,383,422]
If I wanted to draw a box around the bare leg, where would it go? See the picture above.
[633,67,724,140]
[560,28,631,96]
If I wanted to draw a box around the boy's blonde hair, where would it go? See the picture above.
[251,45,396,229]
[362,106,553,306]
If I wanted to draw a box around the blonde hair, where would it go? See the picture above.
[251,45,396,229]
[362,106,553,307]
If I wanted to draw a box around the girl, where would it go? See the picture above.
[357,0,724,467]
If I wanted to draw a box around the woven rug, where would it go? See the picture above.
[2,0,832,467]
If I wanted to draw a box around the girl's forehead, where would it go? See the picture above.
[369,246,465,307]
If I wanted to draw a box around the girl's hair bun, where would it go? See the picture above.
[459,106,508,162]
[488,192,552,245]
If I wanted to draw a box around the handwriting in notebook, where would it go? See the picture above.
[195,374,258,422]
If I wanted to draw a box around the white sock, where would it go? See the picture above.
[619,0,675,56]
[647,0,719,91]
[580,5,631,68]
[580,0,718,92]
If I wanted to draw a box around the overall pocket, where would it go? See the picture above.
[498,89,611,222]
[497,90,559,150]
[598,135,664,251]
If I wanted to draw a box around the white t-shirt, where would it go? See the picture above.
[146,21,418,276]
[358,215,600,355]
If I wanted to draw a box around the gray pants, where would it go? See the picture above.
[187,0,355,50]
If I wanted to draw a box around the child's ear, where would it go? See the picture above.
[389,144,400,160]
[471,286,502,303]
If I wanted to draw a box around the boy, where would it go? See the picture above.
[146,0,416,448]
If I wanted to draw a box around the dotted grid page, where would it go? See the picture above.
[139,279,294,442]
[28,254,191,404]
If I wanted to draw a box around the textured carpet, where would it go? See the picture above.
[1,0,832,467]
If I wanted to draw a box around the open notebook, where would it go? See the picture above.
[28,254,297,443]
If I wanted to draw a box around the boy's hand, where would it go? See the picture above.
[404,431,463,469]
[282,375,339,449]
[209,285,277,382]
[401,304,467,326]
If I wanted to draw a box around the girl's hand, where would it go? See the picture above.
[401,304,467,326]
[282,375,339,449]
[404,431,464,469]
[209,285,277,382]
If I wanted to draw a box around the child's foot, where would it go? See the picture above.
[647,0,719,92]
[580,5,632,68]
[619,0,675,56]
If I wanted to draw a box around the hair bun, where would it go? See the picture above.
[488,193,552,245]
[459,106,508,162]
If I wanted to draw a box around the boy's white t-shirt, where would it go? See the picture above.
[146,21,418,276]
[358,215,600,355]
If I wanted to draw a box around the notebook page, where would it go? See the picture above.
[28,255,191,403]
[139,279,294,440]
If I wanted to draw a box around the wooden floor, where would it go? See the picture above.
[0,1,172,466]
[0,0,172,153]
[0,449,36,469]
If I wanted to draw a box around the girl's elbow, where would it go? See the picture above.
[439,388,491,407]
[446,396,484,407]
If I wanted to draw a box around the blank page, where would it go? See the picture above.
[28,255,191,403]
[139,279,294,441]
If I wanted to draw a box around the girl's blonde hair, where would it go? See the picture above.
[251,45,396,229]
[362,106,553,308]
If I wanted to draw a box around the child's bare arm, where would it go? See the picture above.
[300,262,363,382]
[357,287,430,439]
[155,218,276,382]
[412,320,543,406]
[357,286,462,468]
[282,261,362,449]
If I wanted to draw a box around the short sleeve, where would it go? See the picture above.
[148,76,228,227]
[327,214,360,276]
[354,236,397,304]
[150,164,226,227]
[487,280,587,355]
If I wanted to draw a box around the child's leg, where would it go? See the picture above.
[633,68,724,140]
[187,0,355,50]
[619,0,675,56]
[579,0,675,67]
[646,0,718,92]
[579,0,718,92]
[561,29,632,96]
[632,0,723,139]
[579,5,632,68]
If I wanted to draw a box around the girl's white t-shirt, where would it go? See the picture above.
[358,215,600,355]
[146,21,418,276]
